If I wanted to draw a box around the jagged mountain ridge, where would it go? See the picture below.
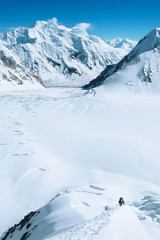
[83,27,160,90]
[0,18,131,86]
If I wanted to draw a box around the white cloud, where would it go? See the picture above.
[76,23,91,30]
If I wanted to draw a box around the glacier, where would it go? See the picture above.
[0,20,160,240]
[0,88,160,239]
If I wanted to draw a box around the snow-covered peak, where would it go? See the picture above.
[106,38,137,52]
[29,20,48,28]
[0,18,128,86]
[128,27,160,59]
[47,17,58,25]
[83,27,160,90]
[30,19,90,35]
[30,17,69,32]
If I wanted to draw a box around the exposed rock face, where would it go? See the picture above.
[83,28,160,90]
[1,211,39,240]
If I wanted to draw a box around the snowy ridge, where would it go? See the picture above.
[83,27,160,90]
[1,183,159,240]
[51,206,149,240]
[0,18,128,87]
[129,28,160,58]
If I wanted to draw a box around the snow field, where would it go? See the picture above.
[0,88,160,239]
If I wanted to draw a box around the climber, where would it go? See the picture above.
[118,197,125,206]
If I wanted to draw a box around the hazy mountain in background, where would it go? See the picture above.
[105,38,137,53]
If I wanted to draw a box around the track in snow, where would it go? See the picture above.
[50,206,149,240]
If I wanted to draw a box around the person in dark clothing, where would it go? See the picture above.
[118,197,125,206]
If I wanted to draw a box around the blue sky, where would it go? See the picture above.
[0,0,160,40]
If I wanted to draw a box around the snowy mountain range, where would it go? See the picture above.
[0,18,135,89]
[1,19,160,240]
[83,28,160,91]
[105,38,137,52]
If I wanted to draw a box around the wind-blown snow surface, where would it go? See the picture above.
[0,18,128,87]
[0,87,160,239]
[3,181,159,240]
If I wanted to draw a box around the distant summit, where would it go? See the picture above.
[0,18,132,87]
[105,38,137,52]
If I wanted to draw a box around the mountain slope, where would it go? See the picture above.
[0,18,128,87]
[83,27,160,90]
[0,40,43,91]
[2,182,160,240]
[1,89,160,239]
